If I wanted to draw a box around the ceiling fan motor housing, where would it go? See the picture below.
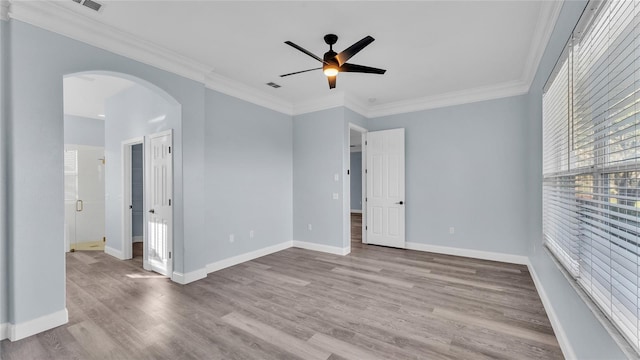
[323,50,338,73]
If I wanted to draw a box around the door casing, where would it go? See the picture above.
[122,136,145,260]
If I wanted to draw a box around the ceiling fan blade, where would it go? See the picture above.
[328,75,336,89]
[335,36,375,66]
[280,68,322,77]
[339,63,386,74]
[284,41,326,64]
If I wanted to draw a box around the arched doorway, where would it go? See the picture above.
[63,71,181,278]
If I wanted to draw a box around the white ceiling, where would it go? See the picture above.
[63,74,135,119]
[15,1,561,116]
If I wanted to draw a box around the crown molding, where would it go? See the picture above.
[367,80,529,118]
[8,0,213,83]
[344,95,369,118]
[205,72,293,115]
[4,0,562,120]
[521,0,564,89]
[292,91,346,116]
[0,0,9,21]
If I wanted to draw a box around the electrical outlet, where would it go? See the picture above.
[229,234,235,243]
[249,230,254,239]
[308,224,312,231]
[449,227,455,234]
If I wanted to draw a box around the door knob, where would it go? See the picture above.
[148,209,155,214]
[396,201,404,205]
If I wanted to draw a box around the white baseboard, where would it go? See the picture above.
[8,308,68,341]
[104,246,125,260]
[206,241,293,274]
[293,240,350,256]
[350,210,363,214]
[405,242,529,265]
[1,322,7,340]
[527,260,576,360]
[132,236,143,243]
[172,268,207,285]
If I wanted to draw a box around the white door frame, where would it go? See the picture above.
[346,123,368,252]
[122,136,145,260]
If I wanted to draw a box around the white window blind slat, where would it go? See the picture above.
[543,0,640,352]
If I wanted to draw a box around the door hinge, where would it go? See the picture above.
[129,205,133,209]
[169,146,171,154]
[169,251,172,259]
[103,237,106,242]
[366,197,368,202]
[169,199,171,206]
[365,141,367,146]
[366,226,368,230]
[365,169,368,174]
[347,169,350,175]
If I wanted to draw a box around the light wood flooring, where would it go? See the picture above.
[1,227,562,359]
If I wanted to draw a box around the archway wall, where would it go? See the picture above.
[101,78,181,263]
[5,19,206,327]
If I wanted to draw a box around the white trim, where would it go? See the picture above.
[405,242,529,265]
[344,95,369,118]
[206,241,293,274]
[366,80,529,118]
[0,0,9,21]
[347,124,368,248]
[172,268,207,285]
[527,259,576,360]
[8,308,68,341]
[104,245,125,260]
[132,236,143,243]
[205,73,292,115]
[8,1,212,83]
[0,322,7,340]
[350,209,362,214]
[292,91,346,116]
[4,0,564,119]
[293,240,350,256]
[521,0,564,90]
[121,136,144,261]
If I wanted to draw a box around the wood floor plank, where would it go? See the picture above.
[308,333,384,360]
[1,217,562,360]
[66,320,130,359]
[221,311,332,360]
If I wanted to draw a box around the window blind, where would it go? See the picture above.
[543,0,640,352]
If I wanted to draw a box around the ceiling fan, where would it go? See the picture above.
[281,34,386,89]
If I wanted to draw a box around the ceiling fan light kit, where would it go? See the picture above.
[281,34,386,89]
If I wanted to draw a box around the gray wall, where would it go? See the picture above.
[5,19,205,324]
[368,95,530,256]
[293,107,345,248]
[131,144,143,239]
[205,90,292,262]
[1,18,8,326]
[350,152,362,211]
[525,1,626,358]
[104,83,181,257]
[63,115,104,147]
[292,107,368,250]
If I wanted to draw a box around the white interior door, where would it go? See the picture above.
[64,145,105,251]
[146,130,173,276]
[366,128,405,248]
